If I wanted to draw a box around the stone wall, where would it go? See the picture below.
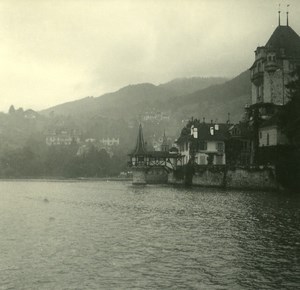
[132,168,146,185]
[168,166,278,190]
[193,168,225,187]
[146,167,168,184]
[226,167,277,190]
[168,172,184,185]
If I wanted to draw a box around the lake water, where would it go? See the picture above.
[0,180,299,290]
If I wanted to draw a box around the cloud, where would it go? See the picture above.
[0,0,300,111]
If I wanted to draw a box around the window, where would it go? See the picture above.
[217,142,224,152]
[216,155,223,165]
[267,133,270,146]
[200,156,206,164]
[198,141,207,151]
[259,131,262,139]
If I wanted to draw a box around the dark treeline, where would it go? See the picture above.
[0,143,127,178]
[0,107,131,178]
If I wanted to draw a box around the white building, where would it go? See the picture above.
[176,121,230,166]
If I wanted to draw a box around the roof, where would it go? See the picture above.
[177,122,231,143]
[265,25,300,59]
[228,122,252,138]
[130,124,147,155]
[146,151,178,158]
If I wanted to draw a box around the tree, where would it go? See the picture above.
[8,105,15,114]
[279,66,300,144]
[277,66,300,191]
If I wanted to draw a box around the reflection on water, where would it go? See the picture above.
[0,181,299,289]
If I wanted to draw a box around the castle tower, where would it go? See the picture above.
[250,11,300,110]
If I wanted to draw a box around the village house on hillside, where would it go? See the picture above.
[45,129,81,146]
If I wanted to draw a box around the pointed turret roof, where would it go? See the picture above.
[131,124,147,155]
[162,130,168,146]
[266,25,300,58]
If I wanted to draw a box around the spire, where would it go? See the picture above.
[132,124,147,155]
[161,130,169,152]
[278,4,281,26]
[286,4,290,26]
[162,130,168,144]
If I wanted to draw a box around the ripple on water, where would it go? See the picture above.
[0,180,299,290]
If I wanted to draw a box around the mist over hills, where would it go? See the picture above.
[41,74,250,123]
[169,70,251,123]
[158,77,228,96]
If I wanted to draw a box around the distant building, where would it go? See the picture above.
[176,120,230,166]
[46,130,80,146]
[100,138,120,146]
[161,131,169,152]
[143,111,170,122]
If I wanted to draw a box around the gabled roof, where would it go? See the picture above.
[177,122,231,143]
[266,25,300,58]
[130,124,147,155]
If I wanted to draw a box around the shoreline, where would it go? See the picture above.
[0,177,132,182]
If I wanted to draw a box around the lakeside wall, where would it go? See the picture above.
[168,166,279,190]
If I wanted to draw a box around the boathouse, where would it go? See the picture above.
[128,124,180,184]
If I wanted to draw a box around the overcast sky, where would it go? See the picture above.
[0,0,300,112]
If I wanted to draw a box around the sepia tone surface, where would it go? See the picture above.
[0,1,299,289]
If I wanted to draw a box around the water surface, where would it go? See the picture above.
[0,181,299,289]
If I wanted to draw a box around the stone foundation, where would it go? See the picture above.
[168,166,278,190]
[146,167,168,184]
[132,168,147,185]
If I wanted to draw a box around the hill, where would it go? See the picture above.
[40,77,228,118]
[169,70,251,123]
[158,77,228,96]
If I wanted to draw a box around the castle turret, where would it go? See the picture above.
[250,13,300,108]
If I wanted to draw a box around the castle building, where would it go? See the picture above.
[247,11,300,163]
[249,11,300,113]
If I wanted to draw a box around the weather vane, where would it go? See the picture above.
[278,3,281,26]
[287,4,290,26]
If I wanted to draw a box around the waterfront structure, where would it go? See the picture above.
[128,124,180,184]
[176,119,230,166]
